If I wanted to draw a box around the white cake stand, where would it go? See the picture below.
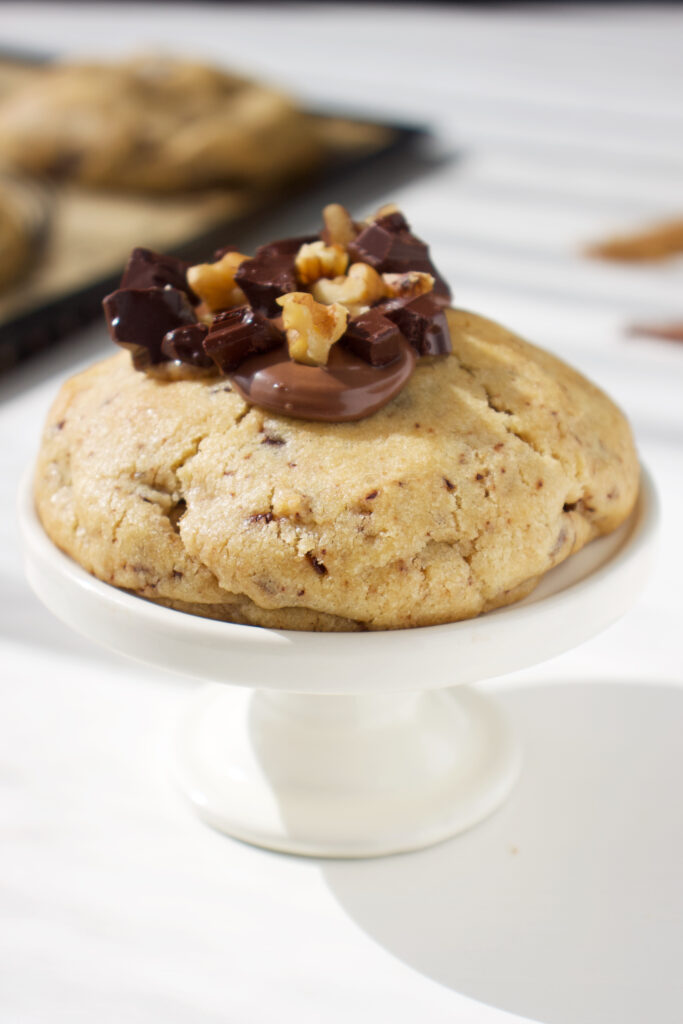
[20,470,657,858]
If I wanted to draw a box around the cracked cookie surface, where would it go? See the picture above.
[34,308,639,630]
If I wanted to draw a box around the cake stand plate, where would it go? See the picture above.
[20,470,657,857]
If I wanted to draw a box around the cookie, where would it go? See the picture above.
[0,56,322,192]
[34,307,639,630]
[0,172,50,292]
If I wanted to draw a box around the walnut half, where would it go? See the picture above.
[276,292,348,366]
[187,250,248,312]
[321,203,358,247]
[382,271,434,300]
[295,240,348,285]
[311,262,387,316]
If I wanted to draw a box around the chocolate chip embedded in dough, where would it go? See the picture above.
[203,305,284,373]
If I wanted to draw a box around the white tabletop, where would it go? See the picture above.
[1,5,682,1023]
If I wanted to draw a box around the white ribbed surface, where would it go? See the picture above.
[1,5,682,1023]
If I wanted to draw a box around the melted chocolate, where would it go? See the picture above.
[231,339,416,422]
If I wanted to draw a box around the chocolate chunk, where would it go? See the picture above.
[375,211,410,233]
[342,308,403,366]
[258,235,319,256]
[161,322,212,368]
[213,244,241,262]
[383,294,452,357]
[204,305,284,373]
[103,287,197,368]
[348,219,451,303]
[120,247,196,301]
[234,236,318,316]
[234,253,297,317]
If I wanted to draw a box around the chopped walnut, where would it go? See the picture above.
[321,203,358,247]
[295,240,348,285]
[187,251,248,312]
[365,202,400,224]
[382,271,434,300]
[276,292,348,366]
[311,262,387,316]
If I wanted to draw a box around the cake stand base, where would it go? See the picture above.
[174,684,520,858]
[20,467,657,859]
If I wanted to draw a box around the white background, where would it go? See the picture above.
[1,4,682,1023]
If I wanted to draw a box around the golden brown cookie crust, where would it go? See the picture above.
[34,308,639,631]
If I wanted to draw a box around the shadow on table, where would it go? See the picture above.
[322,681,683,1024]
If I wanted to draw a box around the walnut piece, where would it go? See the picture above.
[382,271,434,300]
[311,262,387,316]
[365,202,400,224]
[321,203,357,247]
[276,292,348,366]
[187,251,248,312]
[295,240,348,284]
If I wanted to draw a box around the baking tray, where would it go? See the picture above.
[0,49,432,371]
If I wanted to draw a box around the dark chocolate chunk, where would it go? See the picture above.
[342,308,404,366]
[375,211,410,233]
[234,236,317,316]
[103,287,197,368]
[203,305,284,373]
[258,235,319,257]
[161,322,212,368]
[120,247,196,301]
[213,244,241,262]
[348,219,451,303]
[382,294,452,357]
[234,252,297,317]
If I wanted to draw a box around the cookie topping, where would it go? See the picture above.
[231,338,416,422]
[103,204,453,420]
[383,270,435,301]
[277,292,348,366]
[295,240,348,284]
[120,247,195,298]
[203,306,283,374]
[348,213,451,302]
[383,294,452,357]
[342,309,403,366]
[161,323,212,367]
[233,249,298,317]
[187,251,248,312]
[103,287,196,369]
[321,203,359,247]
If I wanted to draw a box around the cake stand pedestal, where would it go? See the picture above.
[20,471,657,858]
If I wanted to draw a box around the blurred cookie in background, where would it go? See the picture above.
[586,215,683,262]
[0,55,324,192]
[0,173,50,293]
[0,50,416,368]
